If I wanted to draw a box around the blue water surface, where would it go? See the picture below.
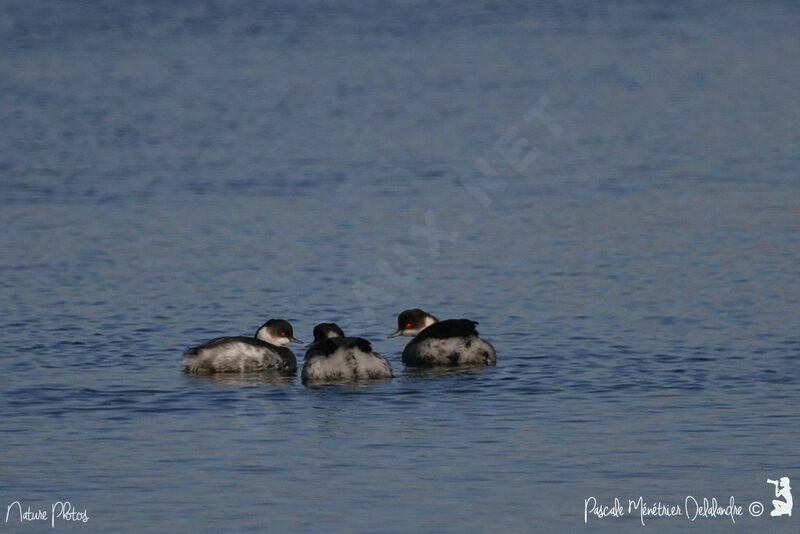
[1,1,799,532]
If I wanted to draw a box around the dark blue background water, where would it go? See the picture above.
[1,1,799,531]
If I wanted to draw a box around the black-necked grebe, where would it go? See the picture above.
[388,309,496,367]
[302,323,393,383]
[182,319,302,374]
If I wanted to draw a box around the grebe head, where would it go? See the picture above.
[312,323,345,342]
[255,319,303,346]
[388,309,438,338]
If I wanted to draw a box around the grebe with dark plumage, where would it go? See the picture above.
[182,319,302,374]
[302,323,393,383]
[388,309,496,367]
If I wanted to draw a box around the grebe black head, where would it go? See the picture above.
[387,309,439,338]
[312,323,345,342]
[255,319,303,346]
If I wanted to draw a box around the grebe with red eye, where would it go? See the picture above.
[302,323,393,383]
[388,309,497,367]
[182,318,303,374]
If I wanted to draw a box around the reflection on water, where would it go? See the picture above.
[1,0,799,531]
[400,366,489,379]
[302,377,394,390]
[182,372,297,388]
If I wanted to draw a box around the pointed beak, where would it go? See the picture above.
[387,330,403,338]
[289,336,304,344]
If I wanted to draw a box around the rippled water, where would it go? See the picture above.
[2,1,799,531]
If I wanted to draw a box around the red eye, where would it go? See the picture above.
[405,322,413,329]
[280,331,287,337]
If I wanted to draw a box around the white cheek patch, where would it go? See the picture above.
[255,327,270,342]
[421,316,437,330]
[404,316,437,336]
[255,328,291,346]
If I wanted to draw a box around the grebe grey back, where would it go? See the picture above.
[182,318,302,374]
